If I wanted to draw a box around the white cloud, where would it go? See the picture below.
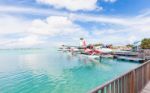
[36,0,98,11]
[136,9,150,18]
[70,14,131,26]
[28,16,87,36]
[0,14,88,48]
[78,12,150,44]
[0,15,29,35]
[11,35,45,48]
[0,5,68,16]
[0,15,45,48]
[71,13,150,32]
[0,35,45,48]
[104,0,117,3]
[0,5,150,47]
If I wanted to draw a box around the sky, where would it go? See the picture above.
[0,0,150,48]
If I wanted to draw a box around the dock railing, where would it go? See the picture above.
[89,60,150,93]
[143,49,150,60]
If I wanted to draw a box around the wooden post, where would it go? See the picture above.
[132,70,135,93]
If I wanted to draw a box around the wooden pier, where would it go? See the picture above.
[113,50,150,62]
[89,60,150,93]
[114,51,138,56]
[141,81,150,93]
[115,56,144,62]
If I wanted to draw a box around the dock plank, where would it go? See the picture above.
[116,56,144,62]
[141,81,150,93]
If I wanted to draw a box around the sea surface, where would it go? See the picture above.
[0,48,140,93]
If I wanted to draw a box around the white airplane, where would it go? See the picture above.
[95,47,113,53]
[59,38,113,56]
[58,45,80,52]
[79,38,113,54]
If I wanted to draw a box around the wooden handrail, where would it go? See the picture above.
[89,60,150,93]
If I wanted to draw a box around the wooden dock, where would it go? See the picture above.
[113,51,145,62]
[115,56,144,62]
[114,51,138,56]
[89,60,150,93]
[141,81,150,93]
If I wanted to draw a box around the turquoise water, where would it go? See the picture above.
[0,49,140,93]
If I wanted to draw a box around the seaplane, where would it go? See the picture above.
[59,38,113,60]
[58,45,80,53]
[79,38,113,60]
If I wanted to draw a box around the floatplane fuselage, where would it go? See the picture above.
[59,38,113,59]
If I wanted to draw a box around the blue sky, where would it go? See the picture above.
[0,0,150,48]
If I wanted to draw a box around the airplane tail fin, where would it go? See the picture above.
[80,38,87,47]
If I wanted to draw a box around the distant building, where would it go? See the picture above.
[133,41,141,52]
